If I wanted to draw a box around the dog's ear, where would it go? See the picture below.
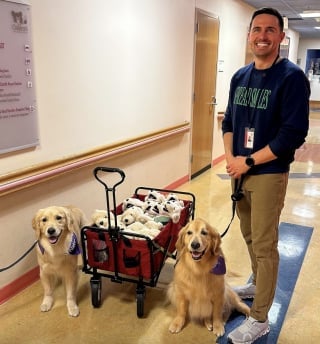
[176,223,188,251]
[208,223,222,256]
[32,209,43,239]
[64,207,76,232]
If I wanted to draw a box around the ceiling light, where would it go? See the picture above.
[299,11,320,18]
[315,27,320,30]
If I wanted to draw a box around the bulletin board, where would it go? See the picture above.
[0,0,38,154]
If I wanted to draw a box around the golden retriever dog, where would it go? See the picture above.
[32,205,87,317]
[168,218,250,337]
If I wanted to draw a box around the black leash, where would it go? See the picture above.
[0,241,38,272]
[220,175,245,238]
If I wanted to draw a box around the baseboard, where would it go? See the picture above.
[0,266,39,305]
[164,174,189,190]
[212,154,225,165]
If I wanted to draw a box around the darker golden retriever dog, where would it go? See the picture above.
[32,205,87,317]
[168,218,250,337]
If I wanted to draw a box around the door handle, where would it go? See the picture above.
[206,96,217,106]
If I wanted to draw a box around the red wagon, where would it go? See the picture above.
[81,167,195,317]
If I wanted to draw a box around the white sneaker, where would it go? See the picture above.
[228,316,270,344]
[232,283,256,299]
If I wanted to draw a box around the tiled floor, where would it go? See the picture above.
[0,112,319,344]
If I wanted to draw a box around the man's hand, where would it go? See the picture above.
[226,156,250,179]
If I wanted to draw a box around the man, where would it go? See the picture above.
[222,7,310,344]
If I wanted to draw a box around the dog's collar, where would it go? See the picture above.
[37,232,81,255]
[68,232,81,255]
[37,241,45,255]
[210,256,226,275]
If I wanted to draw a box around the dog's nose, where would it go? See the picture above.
[191,241,200,250]
[47,227,56,235]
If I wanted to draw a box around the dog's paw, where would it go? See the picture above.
[169,316,185,333]
[40,296,53,312]
[67,301,80,317]
[204,319,213,331]
[212,322,225,337]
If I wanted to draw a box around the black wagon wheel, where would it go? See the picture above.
[136,284,146,318]
[90,276,102,308]
[136,293,145,318]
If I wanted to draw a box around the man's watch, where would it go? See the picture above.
[245,155,255,168]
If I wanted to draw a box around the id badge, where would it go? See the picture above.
[244,127,255,149]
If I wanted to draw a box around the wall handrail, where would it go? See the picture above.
[0,122,190,196]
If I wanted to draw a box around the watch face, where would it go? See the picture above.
[246,157,254,167]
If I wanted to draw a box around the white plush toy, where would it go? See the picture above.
[122,197,145,211]
[91,209,125,229]
[162,200,184,223]
[144,190,166,203]
[143,201,163,217]
[144,220,163,231]
[122,222,161,240]
[165,193,185,207]
[91,209,115,228]
[119,206,153,226]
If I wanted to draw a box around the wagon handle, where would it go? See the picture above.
[93,167,126,228]
[93,166,125,191]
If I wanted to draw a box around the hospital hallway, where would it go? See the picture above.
[0,108,319,344]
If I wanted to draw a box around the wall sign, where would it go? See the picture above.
[0,0,38,154]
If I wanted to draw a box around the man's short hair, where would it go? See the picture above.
[249,7,284,31]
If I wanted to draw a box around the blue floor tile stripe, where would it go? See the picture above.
[217,173,320,179]
[217,222,313,344]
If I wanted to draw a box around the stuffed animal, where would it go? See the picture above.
[165,193,180,203]
[91,209,125,229]
[162,200,184,223]
[122,222,161,240]
[144,220,163,231]
[143,201,164,217]
[122,197,145,211]
[119,206,153,226]
[144,190,166,204]
[91,209,115,228]
[165,194,184,208]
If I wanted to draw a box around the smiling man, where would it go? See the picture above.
[222,7,310,344]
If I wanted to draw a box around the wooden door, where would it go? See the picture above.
[191,10,219,178]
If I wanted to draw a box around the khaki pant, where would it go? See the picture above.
[234,173,289,321]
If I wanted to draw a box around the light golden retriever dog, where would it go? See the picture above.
[168,218,250,337]
[32,205,87,317]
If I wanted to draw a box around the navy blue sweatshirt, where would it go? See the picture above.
[222,58,310,174]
